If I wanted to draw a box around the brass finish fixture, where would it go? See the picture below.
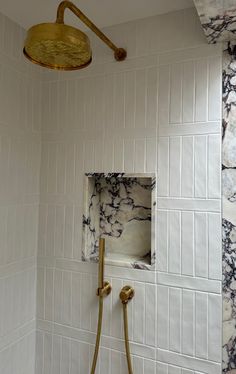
[23,23,92,70]
[56,1,127,62]
[98,237,105,290]
[120,286,134,374]
[120,285,135,304]
[96,238,111,297]
[90,238,111,374]
[23,0,127,70]
[97,281,111,297]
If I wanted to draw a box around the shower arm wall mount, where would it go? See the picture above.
[56,1,127,61]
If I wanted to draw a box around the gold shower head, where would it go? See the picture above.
[23,22,92,70]
[23,1,127,71]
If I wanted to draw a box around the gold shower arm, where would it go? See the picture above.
[56,0,127,61]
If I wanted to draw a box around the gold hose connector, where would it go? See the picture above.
[120,285,135,374]
[90,238,111,374]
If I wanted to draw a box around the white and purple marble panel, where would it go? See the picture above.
[223,42,236,374]
[194,0,236,43]
[82,173,156,270]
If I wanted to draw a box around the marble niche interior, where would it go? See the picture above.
[82,173,156,270]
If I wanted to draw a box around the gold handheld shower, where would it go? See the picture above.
[23,0,127,70]
[120,285,135,374]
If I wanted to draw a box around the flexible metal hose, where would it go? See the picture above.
[90,295,103,374]
[123,303,133,374]
[90,239,111,374]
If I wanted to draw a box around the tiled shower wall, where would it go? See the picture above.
[36,7,222,374]
[0,12,41,374]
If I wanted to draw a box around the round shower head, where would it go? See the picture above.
[23,23,92,70]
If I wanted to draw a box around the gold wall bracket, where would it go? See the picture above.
[119,285,135,304]
[56,0,127,61]
[97,281,112,297]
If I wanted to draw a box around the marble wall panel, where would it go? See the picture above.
[82,173,156,270]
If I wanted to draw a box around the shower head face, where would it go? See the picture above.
[23,23,92,70]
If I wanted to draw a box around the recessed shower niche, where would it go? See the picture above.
[82,173,156,270]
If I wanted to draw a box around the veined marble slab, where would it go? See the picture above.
[194,0,236,43]
[223,42,236,373]
[82,173,156,270]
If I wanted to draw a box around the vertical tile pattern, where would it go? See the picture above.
[194,136,207,198]
[208,213,221,280]
[125,71,135,129]
[208,134,221,199]
[195,213,208,278]
[15,6,222,374]
[135,69,146,128]
[158,65,170,126]
[195,59,208,122]
[169,137,181,197]
[182,61,194,123]
[168,211,181,274]
[157,285,169,349]
[195,292,208,359]
[146,67,158,129]
[0,12,41,374]
[133,282,145,343]
[208,294,222,361]
[182,290,194,356]
[158,137,169,196]
[181,211,194,276]
[181,137,194,197]
[169,288,181,352]
[157,210,168,272]
[170,63,183,124]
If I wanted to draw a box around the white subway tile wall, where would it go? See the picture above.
[35,7,222,374]
[0,12,41,374]
[0,6,222,374]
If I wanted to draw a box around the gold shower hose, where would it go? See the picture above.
[90,238,111,374]
[120,285,135,374]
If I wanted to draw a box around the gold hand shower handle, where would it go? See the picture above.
[120,285,134,374]
[56,1,127,61]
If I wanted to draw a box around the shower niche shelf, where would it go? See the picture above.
[82,173,156,270]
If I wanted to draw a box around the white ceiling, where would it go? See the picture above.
[0,0,194,31]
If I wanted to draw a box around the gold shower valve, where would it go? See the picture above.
[119,285,135,304]
[97,281,112,297]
